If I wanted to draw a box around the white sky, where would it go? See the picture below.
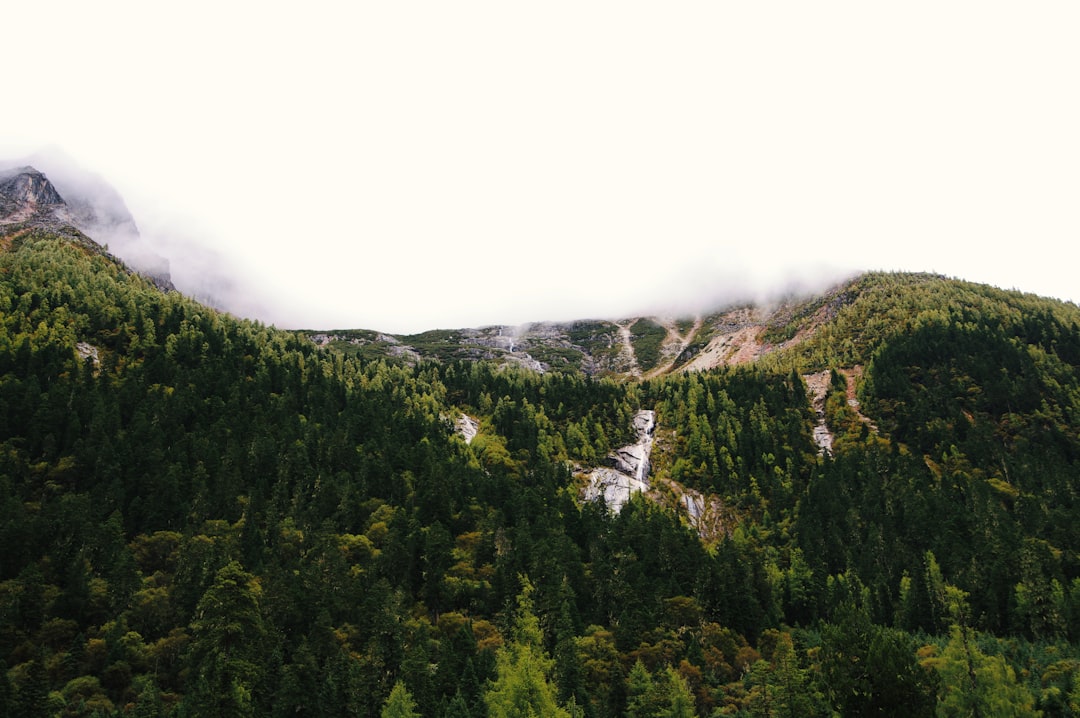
[4,2,1079,334]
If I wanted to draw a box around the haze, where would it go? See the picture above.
[5,2,1079,334]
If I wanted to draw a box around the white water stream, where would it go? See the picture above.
[584,409,656,512]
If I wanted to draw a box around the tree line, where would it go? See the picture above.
[1,231,1079,715]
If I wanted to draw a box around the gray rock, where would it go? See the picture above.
[456,414,480,444]
[583,467,650,513]
[584,408,657,513]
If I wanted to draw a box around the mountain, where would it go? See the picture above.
[0,166,72,225]
[2,215,1079,714]
[0,159,174,290]
[305,284,851,378]
[304,270,1047,382]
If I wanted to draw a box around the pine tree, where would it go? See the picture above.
[930,624,1039,717]
[442,690,473,718]
[132,676,165,718]
[381,680,421,718]
[0,662,13,718]
[661,667,696,718]
[484,578,571,718]
[183,561,268,718]
[15,655,49,718]
[625,660,662,718]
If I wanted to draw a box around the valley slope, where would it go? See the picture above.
[3,207,1080,715]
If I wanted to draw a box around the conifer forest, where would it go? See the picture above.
[3,228,1080,716]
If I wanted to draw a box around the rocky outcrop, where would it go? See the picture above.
[583,409,656,512]
[610,410,656,479]
[580,410,735,539]
[611,445,649,479]
[802,367,877,454]
[583,468,650,513]
[0,160,174,290]
[456,414,479,444]
[652,477,736,543]
[0,167,69,224]
[75,341,100,366]
[803,370,834,455]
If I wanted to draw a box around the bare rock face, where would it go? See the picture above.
[584,409,656,513]
[0,167,69,223]
[583,468,650,512]
[0,161,174,290]
[803,370,834,455]
[455,414,480,444]
[611,445,649,478]
[609,410,655,480]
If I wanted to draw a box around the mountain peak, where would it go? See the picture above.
[0,165,69,225]
[1,160,174,290]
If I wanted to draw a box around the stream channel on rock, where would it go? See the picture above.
[583,409,656,512]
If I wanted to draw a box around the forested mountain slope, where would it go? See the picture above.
[2,226,1080,716]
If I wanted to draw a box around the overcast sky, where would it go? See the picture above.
[5,2,1078,333]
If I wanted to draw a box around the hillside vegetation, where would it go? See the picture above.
[3,228,1080,716]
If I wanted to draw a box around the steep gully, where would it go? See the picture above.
[453,370,871,534]
[583,410,656,513]
[581,409,734,540]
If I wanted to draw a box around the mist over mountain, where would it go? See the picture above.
[4,163,1080,715]
[0,154,170,284]
[3,0,1078,708]
[0,149,858,335]
[0,151,287,322]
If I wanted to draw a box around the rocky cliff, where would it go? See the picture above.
[0,166,70,224]
[0,163,174,290]
[307,282,855,380]
[582,409,656,513]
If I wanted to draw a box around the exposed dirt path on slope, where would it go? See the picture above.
[681,325,768,372]
[0,226,31,250]
[615,320,642,377]
[644,317,703,379]
[840,366,878,432]
[801,366,877,454]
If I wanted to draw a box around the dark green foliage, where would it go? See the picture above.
[184,561,268,716]
[3,232,1080,715]
[820,602,939,716]
[628,319,668,373]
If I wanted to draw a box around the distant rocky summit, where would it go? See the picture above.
[0,166,69,224]
[0,162,174,290]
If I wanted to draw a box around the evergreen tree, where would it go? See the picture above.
[821,603,937,716]
[132,676,165,718]
[15,655,48,718]
[381,680,421,718]
[554,598,591,715]
[0,662,13,718]
[625,661,662,718]
[929,624,1039,717]
[484,578,571,718]
[742,631,826,717]
[661,667,696,718]
[442,690,473,718]
[183,561,268,718]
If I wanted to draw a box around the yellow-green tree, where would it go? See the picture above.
[484,578,572,718]
[927,625,1039,717]
[381,681,420,718]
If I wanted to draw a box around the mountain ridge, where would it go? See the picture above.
[307,270,1057,381]
[0,162,175,291]
[3,221,1080,715]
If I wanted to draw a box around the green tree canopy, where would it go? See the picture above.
[484,578,572,718]
[184,561,268,718]
[382,680,421,718]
